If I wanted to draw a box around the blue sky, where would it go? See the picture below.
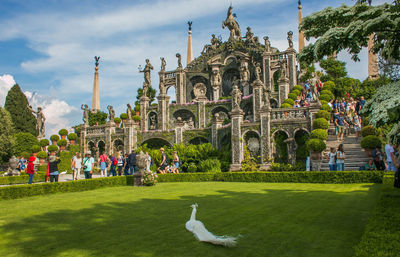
[0,0,388,136]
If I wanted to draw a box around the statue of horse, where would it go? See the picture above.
[222,6,241,40]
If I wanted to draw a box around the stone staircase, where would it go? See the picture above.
[321,125,369,171]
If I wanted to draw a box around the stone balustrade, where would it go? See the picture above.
[86,125,106,135]
[270,107,309,121]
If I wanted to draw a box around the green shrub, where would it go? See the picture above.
[58,129,68,136]
[306,139,326,152]
[39,139,49,147]
[320,100,328,106]
[20,151,30,159]
[133,115,141,121]
[283,98,294,106]
[57,139,68,147]
[280,103,292,108]
[58,151,75,173]
[68,144,80,153]
[320,89,334,98]
[293,85,303,91]
[187,163,197,173]
[319,94,331,102]
[36,151,48,159]
[321,104,332,112]
[313,118,329,130]
[47,145,58,152]
[12,132,39,156]
[134,105,140,112]
[120,113,128,119]
[31,145,41,153]
[310,129,329,141]
[114,117,121,123]
[0,174,47,185]
[198,159,221,172]
[291,89,301,96]
[50,134,60,142]
[270,162,306,171]
[361,125,378,137]
[288,92,297,100]
[323,81,335,92]
[315,110,330,121]
[360,135,382,149]
[67,133,78,140]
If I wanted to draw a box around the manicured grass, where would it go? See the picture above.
[0,182,380,257]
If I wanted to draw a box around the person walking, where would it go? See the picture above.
[109,153,117,176]
[157,148,168,174]
[326,147,337,171]
[372,146,385,171]
[48,155,61,182]
[99,152,109,177]
[128,150,137,175]
[335,112,349,142]
[117,152,124,176]
[26,152,37,184]
[83,153,95,179]
[173,151,180,173]
[336,144,346,171]
[385,141,397,172]
[352,113,362,140]
[123,154,130,176]
[17,156,27,173]
[71,152,82,180]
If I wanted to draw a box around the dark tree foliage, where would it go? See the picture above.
[319,59,347,80]
[0,108,15,163]
[134,87,157,109]
[88,111,108,126]
[12,132,39,156]
[4,84,37,136]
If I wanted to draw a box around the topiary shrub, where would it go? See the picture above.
[12,132,39,156]
[320,100,328,106]
[321,104,332,112]
[68,144,80,154]
[306,139,326,152]
[291,89,301,96]
[47,145,58,152]
[323,81,335,92]
[361,125,378,137]
[57,139,68,147]
[293,85,303,91]
[288,92,297,100]
[133,115,141,121]
[120,113,128,119]
[310,129,329,141]
[31,145,41,153]
[321,90,334,98]
[134,105,140,112]
[313,118,329,130]
[67,133,78,140]
[361,135,382,149]
[20,151,30,159]
[114,117,121,123]
[58,129,68,136]
[283,98,295,106]
[315,110,330,121]
[187,163,197,173]
[39,139,50,147]
[37,151,48,159]
[319,94,331,102]
[198,159,221,172]
[280,103,292,108]
[50,134,60,142]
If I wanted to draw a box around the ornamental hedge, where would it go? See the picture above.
[120,113,128,119]
[283,98,295,106]
[321,104,332,112]
[315,110,330,121]
[291,89,301,96]
[280,103,292,108]
[58,129,68,136]
[133,115,141,121]
[361,125,378,137]
[31,145,41,153]
[360,135,382,149]
[323,81,335,92]
[57,139,68,147]
[47,145,58,152]
[288,92,297,100]
[313,118,329,130]
[114,117,121,123]
[50,134,60,142]
[37,151,48,159]
[310,129,329,141]
[67,133,78,140]
[320,90,334,98]
[293,85,303,91]
[39,139,50,147]
[0,174,46,185]
[319,94,331,102]
[306,138,326,152]
[320,100,328,106]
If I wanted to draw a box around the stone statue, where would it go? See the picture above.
[193,83,207,100]
[211,69,222,86]
[28,105,45,138]
[81,104,90,125]
[176,53,182,68]
[201,34,221,54]
[2,156,20,176]
[310,72,319,99]
[263,87,271,108]
[240,62,250,82]
[127,104,132,120]
[244,27,257,45]
[94,56,100,67]
[231,84,242,110]
[222,6,241,40]
[263,36,271,52]
[160,57,166,72]
[149,113,157,130]
[187,117,194,129]
[280,60,287,79]
[139,59,154,87]
[287,31,294,48]
[107,105,115,122]
[255,62,262,81]
[142,82,148,99]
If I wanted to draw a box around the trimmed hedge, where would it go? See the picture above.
[315,110,330,121]
[293,85,303,91]
[0,174,47,185]
[280,103,292,108]
[319,94,331,102]
[288,92,297,100]
[306,138,326,152]
[361,125,378,137]
[310,129,328,141]
[283,98,295,106]
[31,145,41,153]
[360,135,382,149]
[313,118,329,130]
[0,176,134,200]
[157,171,384,184]
[58,129,68,136]
[321,104,332,112]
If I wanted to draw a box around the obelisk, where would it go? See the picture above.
[298,0,305,53]
[92,56,100,112]
[186,21,193,66]
[368,34,379,79]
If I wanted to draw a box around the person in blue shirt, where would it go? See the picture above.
[83,153,95,179]
[335,112,349,142]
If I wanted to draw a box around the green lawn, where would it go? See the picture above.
[0,182,380,257]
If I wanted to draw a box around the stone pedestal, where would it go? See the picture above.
[286,49,297,89]
[175,119,185,145]
[133,151,146,186]
[80,124,88,154]
[157,94,170,131]
[229,109,244,171]
[197,100,206,129]
[262,53,272,91]
[242,81,250,96]
[124,120,136,153]
[105,122,116,155]
[310,159,322,171]
[211,114,223,149]
[252,80,263,122]
[278,77,290,105]
[260,106,271,170]
[284,137,297,165]
[140,96,149,131]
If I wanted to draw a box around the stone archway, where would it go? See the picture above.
[173,109,196,129]
[189,137,209,145]
[222,68,240,97]
[243,130,261,162]
[188,76,211,101]
[141,138,172,149]
[148,111,158,130]
[241,102,253,122]
[270,98,279,108]
[113,139,124,155]
[211,106,230,122]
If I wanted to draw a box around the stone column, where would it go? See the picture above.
[211,114,223,149]
[80,124,88,154]
[259,106,271,170]
[251,80,263,122]
[175,69,186,105]
[263,53,272,91]
[197,99,206,129]
[124,120,136,153]
[286,49,297,89]
[278,76,290,106]
[105,122,115,155]
[229,109,244,171]
[174,118,185,145]
[134,151,146,186]
[140,96,149,131]
[157,94,170,131]
[284,137,297,165]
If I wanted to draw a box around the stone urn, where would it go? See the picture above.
[133,151,147,186]
[3,156,20,176]
[310,151,322,160]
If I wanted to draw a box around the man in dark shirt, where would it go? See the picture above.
[128,150,137,175]
[335,112,349,142]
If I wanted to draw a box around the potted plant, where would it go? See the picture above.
[361,125,378,137]
[134,105,140,116]
[133,115,141,124]
[310,129,328,141]
[47,145,58,155]
[114,117,122,127]
[306,138,326,160]
[50,134,60,145]
[360,135,381,157]
[37,151,48,164]
[120,113,128,123]
[57,139,68,151]
[31,145,41,154]
[67,133,78,145]
[59,129,69,139]
[39,138,50,151]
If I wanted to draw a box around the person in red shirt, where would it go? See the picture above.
[26,152,38,184]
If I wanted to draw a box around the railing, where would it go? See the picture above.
[270,107,309,121]
[115,128,124,134]
[86,125,106,135]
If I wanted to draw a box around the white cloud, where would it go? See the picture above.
[0,74,16,106]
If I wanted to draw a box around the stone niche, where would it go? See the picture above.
[173,109,196,129]
[148,111,158,130]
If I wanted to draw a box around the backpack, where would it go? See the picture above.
[113,157,118,166]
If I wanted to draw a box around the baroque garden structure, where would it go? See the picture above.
[80,6,320,170]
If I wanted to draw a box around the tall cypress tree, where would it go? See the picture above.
[0,107,15,163]
[4,84,37,136]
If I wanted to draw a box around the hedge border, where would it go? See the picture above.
[0,174,47,185]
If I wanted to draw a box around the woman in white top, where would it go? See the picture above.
[327,147,337,171]
[336,144,346,171]
[71,153,82,180]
